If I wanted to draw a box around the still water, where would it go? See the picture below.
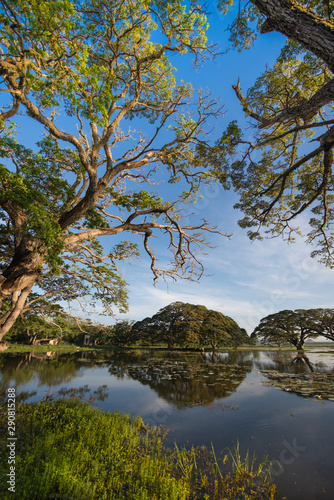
[1,348,334,500]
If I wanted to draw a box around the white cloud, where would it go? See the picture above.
[116,224,334,334]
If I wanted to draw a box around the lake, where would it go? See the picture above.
[1,348,334,500]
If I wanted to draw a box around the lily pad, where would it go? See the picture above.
[261,370,334,400]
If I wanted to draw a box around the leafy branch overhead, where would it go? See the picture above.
[218,0,334,267]
[0,0,228,340]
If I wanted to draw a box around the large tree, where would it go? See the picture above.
[253,308,334,349]
[217,0,334,266]
[0,0,228,341]
[198,309,248,349]
[132,302,204,349]
[132,301,247,349]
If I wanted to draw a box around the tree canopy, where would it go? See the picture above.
[252,308,334,349]
[217,0,334,267]
[0,0,228,340]
[132,301,248,349]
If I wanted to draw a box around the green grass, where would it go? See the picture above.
[2,343,89,354]
[0,399,278,499]
[3,341,333,355]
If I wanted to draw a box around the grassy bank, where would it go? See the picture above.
[2,343,89,354]
[3,341,334,355]
[0,399,278,499]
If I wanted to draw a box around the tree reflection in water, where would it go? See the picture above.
[2,349,334,406]
[107,350,253,408]
[254,350,331,375]
[254,350,334,400]
[0,350,254,408]
[0,352,83,398]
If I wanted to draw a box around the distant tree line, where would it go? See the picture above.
[6,301,334,352]
[3,301,249,350]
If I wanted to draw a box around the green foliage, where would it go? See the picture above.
[199,309,248,348]
[2,303,112,346]
[216,0,334,267]
[132,302,249,349]
[111,190,164,213]
[0,0,209,125]
[2,343,81,353]
[218,1,261,51]
[0,399,278,499]
[111,319,136,346]
[3,313,59,344]
[0,399,188,499]
[252,308,334,349]
[0,135,71,270]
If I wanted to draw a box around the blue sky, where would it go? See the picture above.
[106,4,334,333]
[116,195,334,333]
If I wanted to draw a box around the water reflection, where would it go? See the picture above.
[1,348,334,500]
[1,349,334,405]
[0,352,83,395]
[254,350,333,374]
[254,350,334,400]
[0,350,254,407]
[107,350,252,407]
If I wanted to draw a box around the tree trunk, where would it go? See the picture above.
[296,339,305,350]
[0,280,36,342]
[252,0,334,72]
[0,250,44,342]
[0,285,34,340]
[211,340,217,350]
[0,342,9,352]
[29,333,38,346]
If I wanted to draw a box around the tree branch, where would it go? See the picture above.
[252,0,334,72]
